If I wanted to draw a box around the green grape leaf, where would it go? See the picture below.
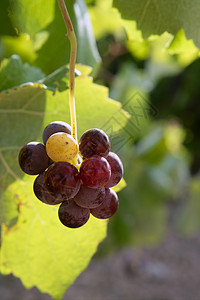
[0,55,82,93]
[1,177,107,299]
[113,0,200,48]
[123,21,200,67]
[0,55,44,92]
[0,70,128,299]
[39,65,77,93]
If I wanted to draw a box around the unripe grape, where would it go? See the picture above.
[46,132,78,162]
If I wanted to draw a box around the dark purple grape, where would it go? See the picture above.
[33,173,63,205]
[79,128,110,158]
[42,121,71,144]
[44,161,81,200]
[105,152,123,188]
[91,188,119,219]
[80,155,111,188]
[18,142,49,175]
[74,184,105,209]
[58,200,90,228]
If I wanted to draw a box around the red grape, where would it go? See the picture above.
[18,142,49,175]
[74,184,105,208]
[44,162,81,200]
[80,155,111,188]
[105,152,123,188]
[79,128,110,158]
[91,188,119,219]
[33,173,63,205]
[58,200,90,228]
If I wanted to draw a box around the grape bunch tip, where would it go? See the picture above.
[18,121,124,229]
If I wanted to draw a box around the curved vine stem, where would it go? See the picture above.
[57,0,77,142]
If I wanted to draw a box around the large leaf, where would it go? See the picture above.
[113,0,200,48]
[0,65,128,299]
[1,178,107,300]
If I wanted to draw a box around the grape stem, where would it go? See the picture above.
[57,0,77,142]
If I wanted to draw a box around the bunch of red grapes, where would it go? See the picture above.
[18,121,123,228]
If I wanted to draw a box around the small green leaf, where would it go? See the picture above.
[38,65,71,93]
[0,56,82,93]
[0,55,44,92]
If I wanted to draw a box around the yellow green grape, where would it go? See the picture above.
[46,132,78,162]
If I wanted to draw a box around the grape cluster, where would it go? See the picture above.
[18,121,123,228]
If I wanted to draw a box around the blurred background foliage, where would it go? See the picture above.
[1,0,200,255]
